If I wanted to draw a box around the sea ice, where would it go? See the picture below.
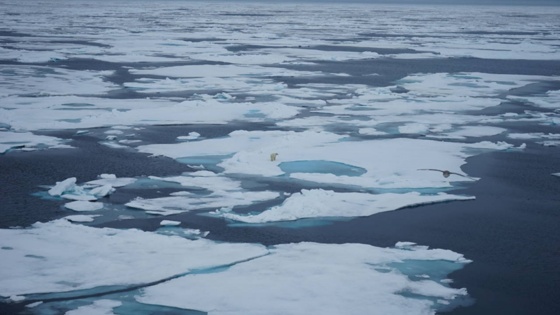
[0,131,70,154]
[126,190,279,216]
[141,130,506,189]
[46,175,127,203]
[219,189,474,223]
[64,201,104,212]
[160,220,181,226]
[85,175,136,188]
[48,177,77,197]
[0,220,267,297]
[65,300,121,315]
[177,132,201,141]
[138,242,470,315]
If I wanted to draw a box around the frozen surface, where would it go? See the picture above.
[64,201,104,212]
[2,1,560,314]
[219,189,474,223]
[65,300,121,315]
[160,220,181,226]
[0,131,70,154]
[139,130,508,189]
[138,242,470,315]
[0,220,267,297]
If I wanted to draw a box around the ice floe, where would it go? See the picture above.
[218,189,474,224]
[138,242,470,315]
[0,219,268,297]
[64,201,104,212]
[0,131,70,154]
[160,220,181,226]
[126,190,279,216]
[140,130,509,189]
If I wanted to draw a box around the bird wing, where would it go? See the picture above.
[417,168,444,172]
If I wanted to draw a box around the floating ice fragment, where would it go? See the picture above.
[48,177,77,196]
[177,132,201,141]
[86,175,136,188]
[9,295,25,302]
[89,184,115,198]
[552,173,560,177]
[160,220,181,226]
[64,201,104,212]
[26,301,42,308]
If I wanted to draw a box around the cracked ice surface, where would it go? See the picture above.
[0,220,268,297]
[138,242,470,315]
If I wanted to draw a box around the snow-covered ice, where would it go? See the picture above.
[64,201,104,212]
[0,220,268,297]
[138,242,470,315]
[159,220,181,226]
[2,1,559,313]
[219,189,474,223]
[0,131,70,154]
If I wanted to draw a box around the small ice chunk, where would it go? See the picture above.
[48,177,77,196]
[64,201,103,212]
[89,184,115,198]
[177,132,201,141]
[86,175,136,188]
[105,130,124,135]
[26,301,43,308]
[552,173,560,177]
[160,220,181,226]
[9,295,25,302]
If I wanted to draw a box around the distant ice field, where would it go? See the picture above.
[1,0,560,314]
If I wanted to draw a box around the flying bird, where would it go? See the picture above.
[418,168,472,179]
